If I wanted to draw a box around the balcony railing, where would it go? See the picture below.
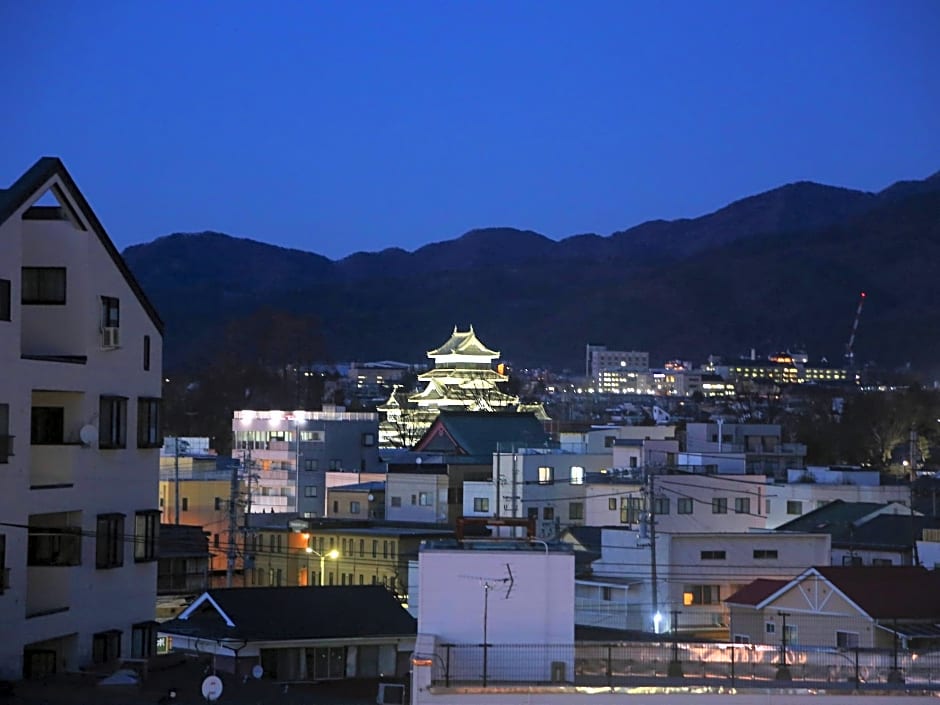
[431,642,940,691]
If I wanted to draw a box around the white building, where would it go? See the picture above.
[582,529,830,634]
[0,158,163,679]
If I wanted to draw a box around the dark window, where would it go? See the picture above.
[786,500,803,515]
[678,497,693,514]
[100,296,120,327]
[842,555,863,567]
[99,396,127,448]
[181,497,189,511]
[92,630,122,664]
[543,506,555,521]
[700,550,726,560]
[473,497,489,512]
[143,336,151,371]
[608,498,617,511]
[137,398,161,448]
[131,622,156,659]
[390,496,401,507]
[0,403,11,463]
[214,497,223,511]
[28,527,81,566]
[332,500,338,513]
[569,502,584,521]
[350,501,361,514]
[22,267,66,304]
[653,497,670,515]
[304,459,318,471]
[712,497,728,514]
[134,511,159,562]
[735,497,751,514]
[527,507,538,520]
[0,534,7,594]
[31,406,64,445]
[362,433,375,447]
[753,549,778,559]
[0,278,10,320]
[96,514,125,569]
[329,459,342,470]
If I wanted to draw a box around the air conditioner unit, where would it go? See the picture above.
[101,326,120,348]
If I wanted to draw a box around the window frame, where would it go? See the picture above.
[786,500,803,515]
[473,497,489,513]
[95,513,125,569]
[700,550,726,560]
[734,496,751,514]
[677,497,693,515]
[712,497,728,514]
[92,630,122,665]
[99,396,128,449]
[350,500,361,514]
[0,403,11,463]
[569,465,584,485]
[21,267,66,305]
[304,485,317,498]
[0,278,10,321]
[537,465,554,485]
[31,406,64,445]
[136,397,161,448]
[569,502,584,521]
[134,510,160,562]
[100,295,120,328]
[143,335,151,371]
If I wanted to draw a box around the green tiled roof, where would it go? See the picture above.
[415,410,549,456]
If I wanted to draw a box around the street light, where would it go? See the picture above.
[305,546,339,586]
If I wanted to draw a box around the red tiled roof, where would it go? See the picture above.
[815,566,940,620]
[726,579,789,606]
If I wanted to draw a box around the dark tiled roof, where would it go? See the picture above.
[0,157,163,333]
[816,566,940,620]
[415,411,549,456]
[774,500,889,539]
[725,579,789,606]
[159,524,209,558]
[841,515,940,550]
[161,586,416,641]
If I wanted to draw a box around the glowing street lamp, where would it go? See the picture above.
[305,546,340,586]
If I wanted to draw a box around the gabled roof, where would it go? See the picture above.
[1,157,163,333]
[427,325,499,358]
[160,586,416,642]
[774,500,902,540]
[729,566,940,621]
[413,411,549,456]
[725,579,789,606]
[844,514,940,550]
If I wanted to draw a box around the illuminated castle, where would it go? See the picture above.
[378,325,520,448]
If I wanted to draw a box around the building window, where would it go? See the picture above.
[181,497,189,511]
[753,549,778,559]
[842,555,863,567]
[734,497,751,514]
[143,335,151,371]
[538,466,554,485]
[653,497,670,515]
[21,267,66,304]
[872,558,893,566]
[542,506,555,521]
[683,585,721,605]
[784,624,798,645]
[96,514,124,569]
[712,497,728,514]
[390,496,401,507]
[350,501,361,514]
[620,496,643,524]
[92,630,122,664]
[28,526,82,566]
[303,485,317,498]
[473,497,489,512]
[569,502,584,521]
[304,458,318,471]
[101,295,120,330]
[608,498,617,511]
[418,492,431,506]
[677,497,693,515]
[372,540,377,558]
[0,535,6,594]
[0,279,9,320]
[329,459,342,470]
[570,466,584,485]
[0,404,10,463]
[131,622,156,659]
[134,511,159,562]
[601,586,613,601]
[700,550,726,560]
[99,396,127,449]
[213,533,220,549]
[213,497,223,511]
[765,621,776,634]
[362,433,375,447]
[31,406,64,445]
[786,500,803,515]
[137,398,161,448]
[836,631,859,649]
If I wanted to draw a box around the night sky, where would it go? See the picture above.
[1,1,938,260]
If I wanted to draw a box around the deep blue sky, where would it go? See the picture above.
[1,2,938,261]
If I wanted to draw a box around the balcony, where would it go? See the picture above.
[25,566,71,618]
[30,444,79,488]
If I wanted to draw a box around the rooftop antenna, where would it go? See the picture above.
[459,564,515,687]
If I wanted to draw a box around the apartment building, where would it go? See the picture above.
[0,158,163,679]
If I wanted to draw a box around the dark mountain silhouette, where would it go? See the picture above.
[121,171,940,373]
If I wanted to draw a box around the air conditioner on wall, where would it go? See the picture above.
[101,326,120,348]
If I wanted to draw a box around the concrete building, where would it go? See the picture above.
[231,408,381,517]
[684,422,806,478]
[0,158,163,678]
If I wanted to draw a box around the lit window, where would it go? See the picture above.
[538,466,554,485]
[569,466,584,485]
[473,497,489,512]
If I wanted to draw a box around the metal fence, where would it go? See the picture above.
[432,641,940,691]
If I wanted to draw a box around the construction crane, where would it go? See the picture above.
[844,292,866,369]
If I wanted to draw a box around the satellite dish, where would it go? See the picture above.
[79,424,98,446]
[251,664,264,680]
[367,494,375,502]
[200,675,223,701]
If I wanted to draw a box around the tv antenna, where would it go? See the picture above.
[459,564,515,687]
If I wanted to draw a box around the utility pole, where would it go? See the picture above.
[242,448,253,587]
[776,612,791,681]
[226,459,238,588]
[174,436,181,525]
[648,468,659,632]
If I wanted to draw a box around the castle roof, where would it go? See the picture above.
[427,325,499,358]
